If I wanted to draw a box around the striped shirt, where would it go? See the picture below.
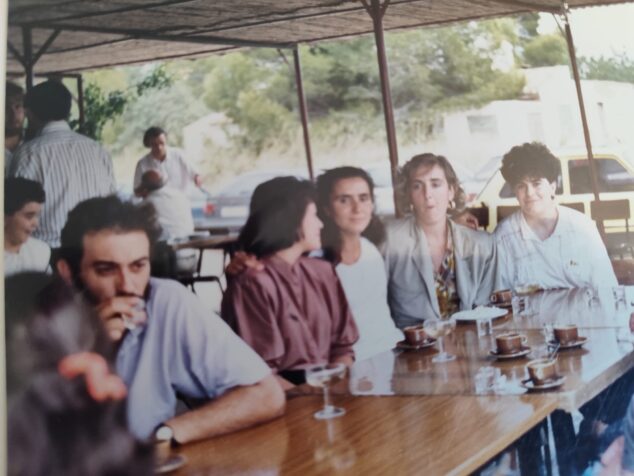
[10,121,116,247]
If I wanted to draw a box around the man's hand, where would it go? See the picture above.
[226,251,264,276]
[453,210,479,230]
[95,296,147,342]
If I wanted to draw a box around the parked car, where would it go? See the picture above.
[474,150,634,248]
[192,169,309,232]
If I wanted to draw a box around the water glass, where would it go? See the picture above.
[614,286,627,309]
[476,317,493,337]
[474,367,500,394]
[511,294,526,317]
[305,363,347,420]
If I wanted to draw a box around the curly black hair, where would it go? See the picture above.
[500,142,561,187]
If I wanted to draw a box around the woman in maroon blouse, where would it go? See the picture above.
[221,176,359,389]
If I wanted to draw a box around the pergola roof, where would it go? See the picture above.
[6,0,628,75]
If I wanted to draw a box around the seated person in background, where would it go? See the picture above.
[221,177,359,390]
[6,272,153,476]
[383,153,498,329]
[4,177,50,275]
[56,195,285,443]
[316,167,402,360]
[133,126,201,196]
[138,169,197,273]
[495,142,616,290]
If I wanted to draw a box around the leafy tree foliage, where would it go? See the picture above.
[580,54,634,83]
[522,34,568,67]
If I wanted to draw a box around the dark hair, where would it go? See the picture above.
[6,81,24,100]
[4,177,45,215]
[6,272,153,476]
[59,195,162,276]
[143,126,166,147]
[24,80,72,122]
[500,142,561,187]
[238,176,316,258]
[396,153,466,215]
[316,167,386,263]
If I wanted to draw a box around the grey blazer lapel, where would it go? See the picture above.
[411,223,440,318]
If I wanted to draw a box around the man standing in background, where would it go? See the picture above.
[10,79,115,247]
[133,126,201,196]
[4,82,25,175]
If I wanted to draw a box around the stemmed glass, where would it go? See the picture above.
[424,317,457,363]
[305,363,347,420]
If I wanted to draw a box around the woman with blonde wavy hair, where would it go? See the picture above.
[383,153,498,329]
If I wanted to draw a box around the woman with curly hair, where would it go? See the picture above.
[495,142,616,289]
[384,153,498,329]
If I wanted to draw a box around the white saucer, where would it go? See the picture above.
[520,375,566,391]
[452,306,508,322]
[396,339,437,351]
[548,336,588,350]
[156,454,187,474]
[489,346,531,360]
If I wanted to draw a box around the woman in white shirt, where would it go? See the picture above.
[316,167,403,360]
[4,178,51,276]
[494,142,617,290]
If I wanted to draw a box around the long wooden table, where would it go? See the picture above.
[174,394,557,476]
[171,288,633,474]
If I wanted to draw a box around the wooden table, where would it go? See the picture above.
[174,394,557,476]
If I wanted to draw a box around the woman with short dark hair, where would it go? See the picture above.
[222,176,359,389]
[495,142,616,289]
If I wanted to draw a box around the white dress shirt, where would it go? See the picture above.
[10,121,115,247]
[133,147,197,193]
[495,206,617,290]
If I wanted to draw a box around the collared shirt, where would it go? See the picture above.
[495,206,617,290]
[222,256,359,372]
[133,148,197,193]
[144,186,194,240]
[433,226,459,319]
[4,237,51,276]
[10,121,115,247]
[4,147,14,176]
[116,278,270,440]
[335,237,403,360]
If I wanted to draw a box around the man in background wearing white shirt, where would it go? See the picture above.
[133,126,201,196]
[10,80,116,247]
[4,177,50,275]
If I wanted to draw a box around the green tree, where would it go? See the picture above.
[522,34,568,67]
[580,54,634,83]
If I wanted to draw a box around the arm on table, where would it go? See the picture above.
[166,374,285,444]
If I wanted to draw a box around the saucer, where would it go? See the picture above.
[520,375,566,391]
[548,336,588,350]
[489,346,531,359]
[396,339,436,351]
[156,455,187,474]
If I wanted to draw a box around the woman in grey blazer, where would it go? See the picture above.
[383,153,498,329]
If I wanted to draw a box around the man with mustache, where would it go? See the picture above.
[56,195,284,444]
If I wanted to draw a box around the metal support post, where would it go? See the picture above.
[292,47,315,181]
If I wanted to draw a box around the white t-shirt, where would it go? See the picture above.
[336,237,403,360]
[4,237,51,276]
[133,147,196,193]
[144,186,194,240]
[495,206,617,290]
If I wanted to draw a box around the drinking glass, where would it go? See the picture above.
[424,317,457,363]
[305,363,347,420]
[476,317,493,337]
[614,286,627,309]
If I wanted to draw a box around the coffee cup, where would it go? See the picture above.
[526,358,557,385]
[403,325,428,345]
[490,289,512,306]
[495,332,528,354]
[553,324,579,345]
